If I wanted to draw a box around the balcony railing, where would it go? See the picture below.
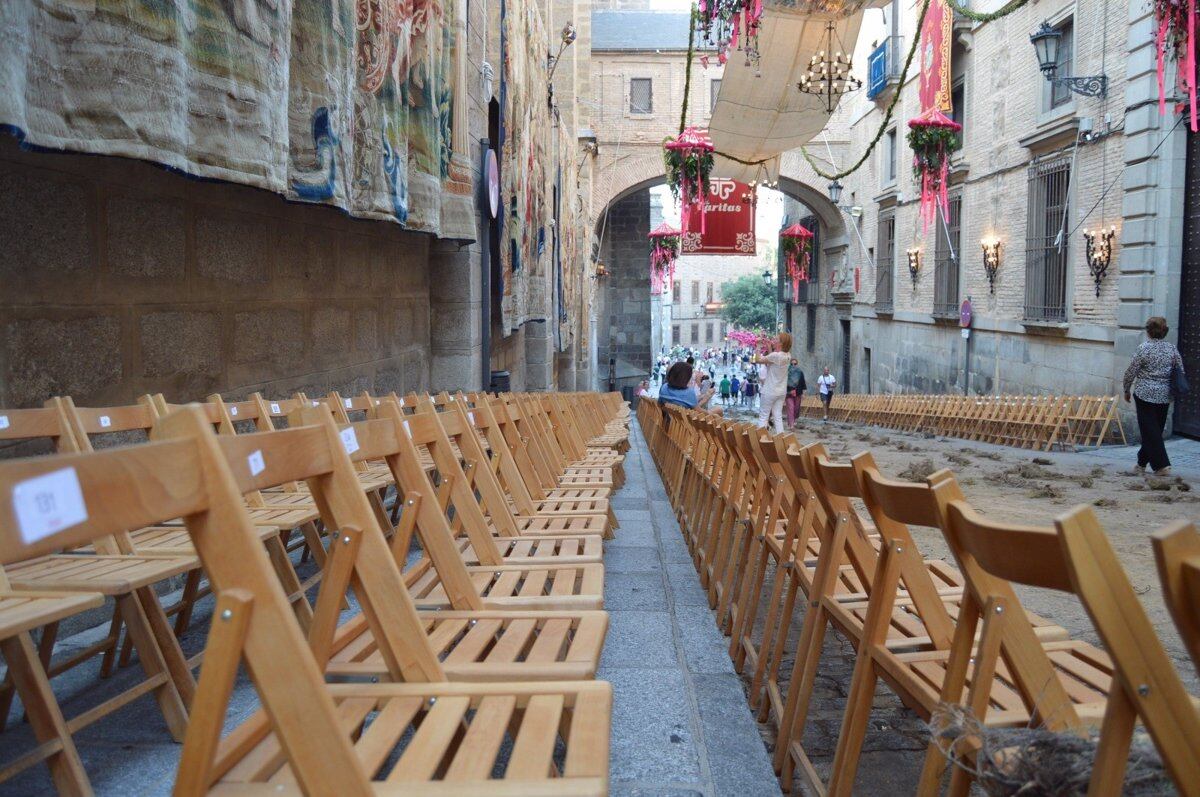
[866,36,904,101]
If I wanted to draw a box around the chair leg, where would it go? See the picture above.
[264,535,315,631]
[0,634,91,796]
[173,569,205,636]
[826,652,880,797]
[135,587,197,706]
[98,605,122,677]
[115,594,189,742]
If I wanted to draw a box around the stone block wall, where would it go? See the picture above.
[0,136,432,410]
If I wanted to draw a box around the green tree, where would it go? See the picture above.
[719,274,776,331]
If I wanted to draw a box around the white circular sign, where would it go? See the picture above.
[486,149,500,219]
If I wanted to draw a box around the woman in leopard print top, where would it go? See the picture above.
[1123,316,1185,473]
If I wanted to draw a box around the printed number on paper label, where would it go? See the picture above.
[12,467,88,545]
[0,416,8,430]
[98,416,112,428]
[270,403,281,414]
[247,450,265,477]
[230,406,239,416]
[340,427,359,455]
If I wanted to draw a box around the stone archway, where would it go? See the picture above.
[589,147,851,391]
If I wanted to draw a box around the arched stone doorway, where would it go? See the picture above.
[589,168,848,393]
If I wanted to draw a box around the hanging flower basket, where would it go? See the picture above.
[663,127,715,234]
[697,0,764,68]
[906,109,961,234]
[779,222,813,303]
[1155,0,1199,130]
[648,222,681,294]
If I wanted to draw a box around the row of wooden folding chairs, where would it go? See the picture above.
[0,390,628,794]
[796,392,1127,450]
[637,398,1198,795]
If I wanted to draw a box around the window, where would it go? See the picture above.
[690,324,699,344]
[691,281,700,304]
[672,324,680,344]
[672,281,681,303]
[1044,18,1073,111]
[933,192,962,317]
[950,80,965,150]
[710,79,722,112]
[884,128,898,184]
[706,282,714,303]
[630,78,653,114]
[876,209,895,311]
[1025,155,1071,321]
[705,322,714,343]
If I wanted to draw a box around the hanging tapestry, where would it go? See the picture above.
[0,0,474,240]
[498,0,553,332]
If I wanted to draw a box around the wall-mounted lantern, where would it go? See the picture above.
[1030,21,1107,97]
[981,239,1002,293]
[1083,225,1116,296]
[906,247,922,287]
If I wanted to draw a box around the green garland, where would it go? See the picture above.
[906,123,959,179]
[945,0,1032,25]
[680,4,698,135]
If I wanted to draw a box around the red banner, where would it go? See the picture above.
[680,179,756,256]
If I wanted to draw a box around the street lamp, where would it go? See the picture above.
[1029,21,1107,97]
[828,179,843,205]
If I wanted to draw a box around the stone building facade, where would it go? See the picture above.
[0,0,600,411]
[814,0,1199,437]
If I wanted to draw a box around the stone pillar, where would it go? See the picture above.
[428,240,485,391]
[524,319,556,390]
[1117,2,1188,434]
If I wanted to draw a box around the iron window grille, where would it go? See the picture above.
[630,78,653,114]
[933,193,963,318]
[1025,154,1071,322]
[876,210,895,312]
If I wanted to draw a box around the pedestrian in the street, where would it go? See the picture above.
[757,333,793,434]
[658,362,698,409]
[1123,316,1188,475]
[730,374,741,406]
[746,373,758,412]
[786,358,806,427]
[719,374,731,406]
[817,366,837,420]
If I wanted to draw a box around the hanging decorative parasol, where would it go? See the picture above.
[906,107,961,234]
[648,222,681,294]
[779,222,814,303]
[664,126,715,234]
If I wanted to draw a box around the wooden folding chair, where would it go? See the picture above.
[1153,521,1200,675]
[0,561,101,793]
[917,495,1200,795]
[0,403,194,743]
[0,406,612,796]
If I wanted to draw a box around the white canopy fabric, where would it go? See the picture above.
[706,2,874,183]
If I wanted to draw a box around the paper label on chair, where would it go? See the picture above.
[98,415,111,428]
[468,412,476,425]
[12,467,88,545]
[340,426,359,454]
[230,406,239,416]
[0,415,8,430]
[270,403,281,414]
[344,398,353,408]
[247,450,265,476]
[402,420,412,437]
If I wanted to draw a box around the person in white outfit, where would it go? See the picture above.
[817,366,837,420]
[757,332,793,434]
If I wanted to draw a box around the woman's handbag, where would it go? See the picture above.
[1171,355,1190,399]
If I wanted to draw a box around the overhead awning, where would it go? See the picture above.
[708,1,878,183]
